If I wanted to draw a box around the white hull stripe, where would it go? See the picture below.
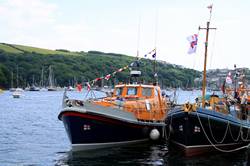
[72,139,149,151]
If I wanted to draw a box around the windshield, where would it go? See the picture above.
[115,87,123,96]
[127,87,137,95]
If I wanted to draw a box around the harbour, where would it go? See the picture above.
[0,1,250,165]
[0,90,250,165]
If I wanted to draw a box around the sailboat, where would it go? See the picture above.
[165,6,250,156]
[9,71,16,92]
[47,66,57,91]
[39,66,47,91]
[29,75,40,91]
[58,58,170,151]
[12,65,23,98]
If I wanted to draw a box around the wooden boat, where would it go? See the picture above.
[58,61,170,151]
[165,7,250,156]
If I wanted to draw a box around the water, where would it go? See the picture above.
[0,90,250,166]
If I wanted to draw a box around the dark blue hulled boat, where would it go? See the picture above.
[165,6,250,156]
[166,101,250,156]
[58,63,170,151]
[58,99,166,151]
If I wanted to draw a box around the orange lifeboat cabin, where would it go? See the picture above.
[93,84,169,122]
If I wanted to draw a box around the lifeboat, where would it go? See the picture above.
[59,81,170,151]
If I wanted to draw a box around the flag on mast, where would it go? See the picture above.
[226,72,232,84]
[86,82,91,91]
[207,4,213,10]
[187,34,198,54]
[76,84,82,92]
[152,49,156,58]
[144,48,156,58]
[104,74,111,80]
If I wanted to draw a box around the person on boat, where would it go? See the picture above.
[240,92,248,120]
[234,91,241,104]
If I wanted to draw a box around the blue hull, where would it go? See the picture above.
[59,111,165,150]
[165,107,250,156]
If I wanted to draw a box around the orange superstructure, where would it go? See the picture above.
[93,84,169,122]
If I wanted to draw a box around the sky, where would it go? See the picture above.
[0,0,249,71]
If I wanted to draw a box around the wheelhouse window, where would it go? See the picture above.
[142,88,152,97]
[127,87,137,95]
[154,88,159,97]
[115,87,123,96]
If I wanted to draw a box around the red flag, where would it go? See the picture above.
[105,74,111,80]
[86,82,91,91]
[95,77,102,81]
[76,84,82,92]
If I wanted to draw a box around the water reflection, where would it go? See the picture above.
[55,145,250,166]
[55,143,169,166]
[168,148,250,166]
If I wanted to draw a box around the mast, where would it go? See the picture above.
[48,65,54,88]
[199,5,216,108]
[32,75,35,86]
[41,66,44,88]
[153,10,158,85]
[11,71,13,89]
[234,64,237,95]
[136,16,141,58]
[16,65,19,88]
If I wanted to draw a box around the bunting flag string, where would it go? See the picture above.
[143,48,156,58]
[88,65,129,86]
[87,48,155,88]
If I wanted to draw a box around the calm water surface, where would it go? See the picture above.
[0,90,250,166]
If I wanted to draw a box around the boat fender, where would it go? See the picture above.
[65,99,73,107]
[150,129,160,140]
[75,100,84,107]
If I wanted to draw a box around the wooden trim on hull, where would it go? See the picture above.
[72,139,149,151]
[171,140,249,157]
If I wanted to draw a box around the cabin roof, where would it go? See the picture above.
[115,84,156,88]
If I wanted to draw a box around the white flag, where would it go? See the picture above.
[187,34,198,54]
[226,72,232,84]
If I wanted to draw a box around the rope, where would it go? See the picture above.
[196,109,250,153]
[209,29,217,69]
[227,106,250,142]
[240,120,250,141]
[228,120,242,142]
[241,127,250,141]
[208,115,229,144]
[165,113,173,141]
